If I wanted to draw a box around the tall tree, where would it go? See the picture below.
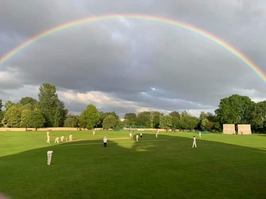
[20,109,31,129]
[2,105,21,127]
[124,113,137,126]
[21,109,45,130]
[38,83,67,127]
[200,118,209,131]
[160,115,173,131]
[170,111,181,130]
[151,111,162,128]
[215,94,255,124]
[137,112,152,127]
[38,83,58,127]
[103,115,117,130]
[79,104,100,129]
[99,112,119,127]
[172,117,180,130]
[30,110,46,130]
[79,110,88,128]
[199,111,207,130]
[250,101,266,132]
[53,106,62,127]
[55,100,68,127]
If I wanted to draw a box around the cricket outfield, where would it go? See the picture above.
[0,131,266,199]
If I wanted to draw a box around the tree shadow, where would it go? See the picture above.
[0,134,266,199]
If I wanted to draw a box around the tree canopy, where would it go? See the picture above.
[19,97,37,106]
[169,111,180,119]
[79,104,100,129]
[2,105,21,127]
[99,112,119,127]
[64,115,79,127]
[21,109,45,130]
[137,112,152,127]
[103,115,117,130]
[4,100,15,111]
[124,113,137,126]
[160,115,173,130]
[215,94,255,124]
[38,83,67,127]
[151,111,162,128]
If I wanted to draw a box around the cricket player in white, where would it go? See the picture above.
[103,136,108,147]
[192,136,197,148]
[129,132,132,138]
[69,134,73,141]
[156,132,158,138]
[61,136,65,142]
[93,130,95,136]
[140,133,142,138]
[199,132,201,138]
[46,131,50,143]
[136,135,139,142]
[46,135,50,143]
[54,137,59,143]
[47,151,53,165]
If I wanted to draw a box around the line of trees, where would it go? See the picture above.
[0,84,121,130]
[123,111,202,131]
[1,85,266,133]
[122,94,266,133]
[0,84,68,130]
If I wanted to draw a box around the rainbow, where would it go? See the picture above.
[0,14,265,83]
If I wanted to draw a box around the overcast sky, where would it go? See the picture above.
[1,0,266,118]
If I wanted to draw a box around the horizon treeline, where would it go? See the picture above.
[1,84,266,133]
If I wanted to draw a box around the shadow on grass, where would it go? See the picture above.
[0,134,266,199]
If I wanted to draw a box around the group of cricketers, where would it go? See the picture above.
[46,129,198,148]
[46,131,73,144]
[129,129,197,148]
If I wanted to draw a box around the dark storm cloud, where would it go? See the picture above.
[0,0,266,116]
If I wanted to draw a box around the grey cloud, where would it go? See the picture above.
[0,85,39,104]
[1,0,266,116]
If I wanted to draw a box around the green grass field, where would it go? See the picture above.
[0,130,266,199]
